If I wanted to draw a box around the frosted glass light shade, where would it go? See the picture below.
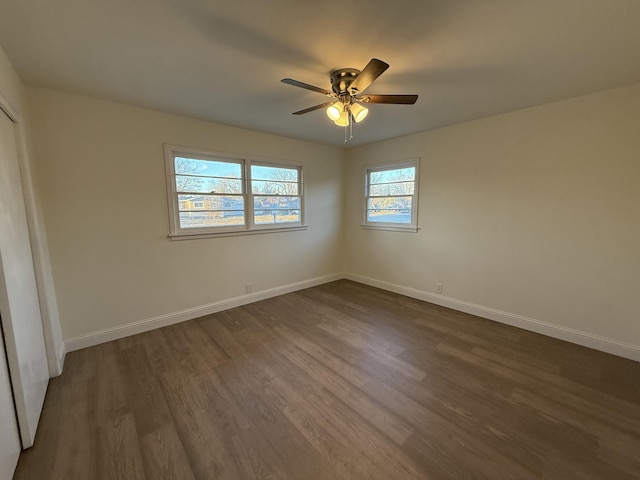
[326,102,344,121]
[350,103,368,122]
[334,110,350,126]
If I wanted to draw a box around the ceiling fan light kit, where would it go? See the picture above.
[282,58,418,142]
[326,101,367,126]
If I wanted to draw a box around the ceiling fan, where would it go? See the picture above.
[281,58,418,141]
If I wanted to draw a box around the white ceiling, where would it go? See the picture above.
[1,0,640,148]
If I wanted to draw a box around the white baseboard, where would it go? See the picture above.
[64,273,344,352]
[345,273,640,363]
[64,271,640,363]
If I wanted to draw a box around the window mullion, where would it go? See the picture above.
[245,160,254,230]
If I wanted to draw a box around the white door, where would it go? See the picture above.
[0,316,21,479]
[0,108,49,448]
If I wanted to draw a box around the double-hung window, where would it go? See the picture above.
[165,145,304,238]
[363,159,419,232]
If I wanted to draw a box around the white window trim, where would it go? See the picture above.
[362,158,420,233]
[164,144,306,239]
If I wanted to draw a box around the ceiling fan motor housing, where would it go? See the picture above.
[330,68,361,95]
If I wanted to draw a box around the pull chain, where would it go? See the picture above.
[350,114,353,141]
[344,111,354,143]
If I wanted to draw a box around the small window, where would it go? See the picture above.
[363,159,419,231]
[165,145,305,238]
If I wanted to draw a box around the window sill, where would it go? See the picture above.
[360,224,419,233]
[169,225,308,240]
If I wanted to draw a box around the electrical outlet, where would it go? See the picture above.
[436,283,443,294]
[245,282,253,293]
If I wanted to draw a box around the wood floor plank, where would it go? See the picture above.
[290,289,415,352]
[362,375,547,477]
[94,343,147,480]
[277,311,425,385]
[191,369,252,432]
[297,287,436,347]
[13,280,640,480]
[274,323,370,387]
[439,341,640,435]
[139,424,196,480]
[96,342,130,422]
[315,319,406,357]
[298,381,428,480]
[97,412,147,480]
[510,387,640,458]
[260,294,327,327]
[275,339,415,445]
[118,345,174,436]
[269,373,424,480]
[203,317,340,479]
[49,376,98,479]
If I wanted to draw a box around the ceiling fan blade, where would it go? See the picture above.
[281,78,333,96]
[348,58,389,95]
[292,101,335,115]
[359,94,418,104]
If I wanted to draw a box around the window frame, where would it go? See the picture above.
[362,158,420,232]
[164,144,306,239]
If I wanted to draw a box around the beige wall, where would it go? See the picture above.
[345,83,640,352]
[28,87,345,341]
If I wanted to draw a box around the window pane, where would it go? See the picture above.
[175,176,242,194]
[369,166,415,184]
[254,196,300,225]
[251,165,298,182]
[174,157,242,178]
[253,196,300,210]
[254,210,300,225]
[369,181,414,197]
[251,180,299,195]
[179,211,245,229]
[366,209,412,224]
[366,196,412,224]
[178,194,245,228]
[367,196,412,210]
[178,194,244,210]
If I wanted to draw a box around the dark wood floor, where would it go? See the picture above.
[14,280,640,479]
